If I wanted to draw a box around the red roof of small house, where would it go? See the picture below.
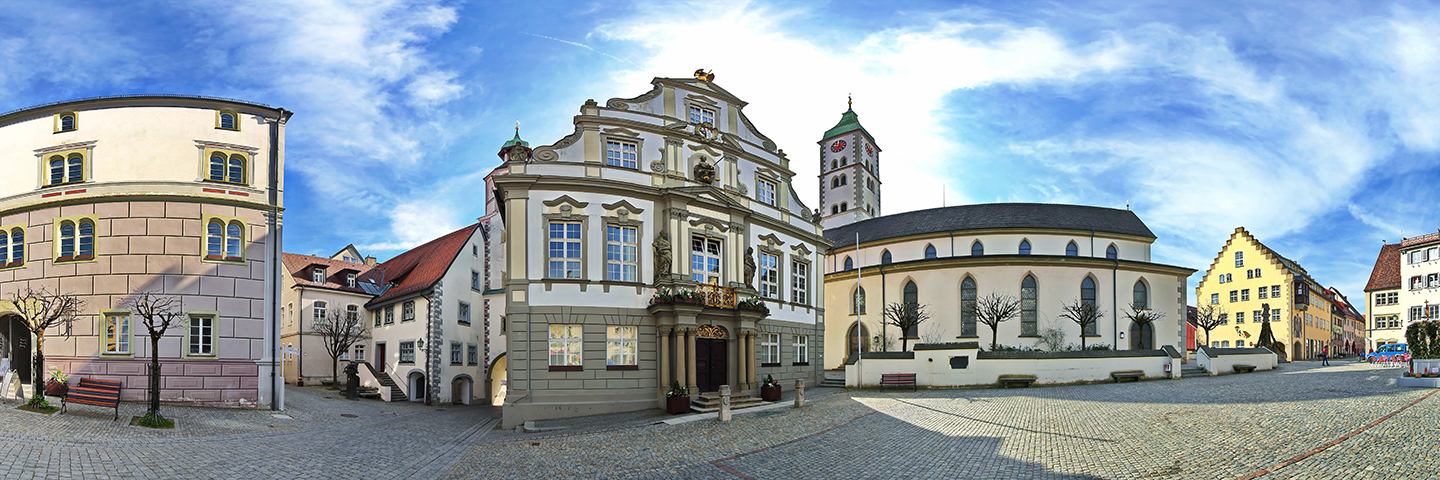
[281,253,380,294]
[1400,232,1440,248]
[366,223,479,308]
[1364,243,1401,292]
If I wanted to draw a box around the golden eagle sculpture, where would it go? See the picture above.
[693,69,715,82]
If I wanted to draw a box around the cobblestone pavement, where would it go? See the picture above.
[1,362,1435,479]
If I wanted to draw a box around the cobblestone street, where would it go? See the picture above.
[1,361,1435,479]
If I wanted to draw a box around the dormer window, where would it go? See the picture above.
[688,105,715,125]
[313,268,326,283]
[346,273,357,287]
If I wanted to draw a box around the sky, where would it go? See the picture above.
[2,0,1438,314]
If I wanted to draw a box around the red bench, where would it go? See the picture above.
[63,378,122,420]
[880,373,917,392]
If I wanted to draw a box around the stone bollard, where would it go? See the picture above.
[718,385,732,422]
[794,379,805,408]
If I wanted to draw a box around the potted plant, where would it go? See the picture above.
[760,374,781,401]
[665,381,690,414]
[46,368,69,397]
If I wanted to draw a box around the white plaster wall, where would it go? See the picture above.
[1196,348,1278,375]
[1400,244,1440,324]
[831,233,1151,271]
[849,349,1171,387]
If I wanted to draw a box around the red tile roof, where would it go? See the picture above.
[281,253,380,294]
[1365,243,1401,292]
[1401,232,1440,248]
[367,223,479,307]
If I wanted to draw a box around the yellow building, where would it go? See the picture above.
[1195,228,1337,360]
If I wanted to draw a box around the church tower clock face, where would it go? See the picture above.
[865,145,873,156]
[830,140,846,152]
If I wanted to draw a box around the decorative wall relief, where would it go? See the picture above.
[653,233,672,283]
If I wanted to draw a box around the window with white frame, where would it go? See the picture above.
[187,314,214,356]
[1236,311,1245,324]
[1253,311,1264,323]
[793,335,808,364]
[472,271,480,290]
[1235,251,1244,267]
[1230,291,1238,302]
[757,178,777,206]
[399,341,415,363]
[548,221,582,279]
[402,301,415,322]
[467,344,478,365]
[346,304,359,323]
[1413,276,1423,290]
[104,312,131,354]
[346,273,356,287]
[339,349,348,361]
[1271,285,1280,298]
[688,105,715,125]
[691,237,722,284]
[1376,292,1398,306]
[761,333,780,365]
[313,301,327,322]
[1258,287,1268,299]
[549,324,583,367]
[1271,309,1281,323]
[355,344,366,362]
[384,306,394,325]
[1211,293,1219,304]
[605,139,638,169]
[759,252,780,299]
[1241,289,1250,301]
[1219,313,1228,324]
[791,260,809,305]
[606,225,637,282]
[607,326,637,367]
[205,219,244,262]
[1430,273,1439,288]
[451,342,463,365]
[312,267,325,283]
[458,301,471,325]
[1254,268,1262,278]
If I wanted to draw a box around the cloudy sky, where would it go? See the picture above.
[3,0,1437,313]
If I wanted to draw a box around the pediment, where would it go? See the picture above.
[758,233,785,249]
[602,127,642,138]
[601,199,646,215]
[790,243,812,256]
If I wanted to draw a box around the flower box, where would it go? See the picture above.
[666,395,691,414]
[45,380,68,397]
[760,385,781,401]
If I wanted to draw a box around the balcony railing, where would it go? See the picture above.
[697,284,736,309]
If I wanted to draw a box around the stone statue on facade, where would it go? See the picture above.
[654,232,672,282]
[693,157,717,184]
[744,247,757,287]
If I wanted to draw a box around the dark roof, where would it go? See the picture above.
[825,203,1155,250]
[0,94,286,125]
[821,107,875,144]
[366,223,479,307]
[281,253,380,295]
[1365,243,1401,292]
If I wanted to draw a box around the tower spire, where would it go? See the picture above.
[847,93,852,112]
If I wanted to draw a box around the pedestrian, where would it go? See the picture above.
[1321,346,1329,366]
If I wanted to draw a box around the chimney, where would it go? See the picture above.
[365,256,377,266]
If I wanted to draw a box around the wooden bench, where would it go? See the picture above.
[998,374,1037,388]
[880,373,917,392]
[62,378,122,420]
[1110,370,1145,383]
[1232,364,1257,374]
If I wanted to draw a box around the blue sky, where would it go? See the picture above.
[3,0,1437,313]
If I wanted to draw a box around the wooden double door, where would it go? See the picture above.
[694,338,728,393]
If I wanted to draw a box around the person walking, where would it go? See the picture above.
[1321,346,1330,366]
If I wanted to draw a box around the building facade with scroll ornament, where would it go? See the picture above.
[489,73,831,428]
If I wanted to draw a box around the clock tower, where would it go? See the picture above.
[818,98,880,230]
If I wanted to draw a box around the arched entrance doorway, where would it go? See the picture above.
[488,353,507,406]
[1294,341,1303,360]
[451,376,472,405]
[408,372,426,402]
[845,322,870,362]
[694,325,728,393]
[2,315,31,386]
[1129,322,1154,350]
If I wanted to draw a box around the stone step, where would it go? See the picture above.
[692,396,764,408]
[696,393,752,402]
[690,400,773,414]
[818,379,846,388]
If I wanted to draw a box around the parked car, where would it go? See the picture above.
[1368,343,1409,363]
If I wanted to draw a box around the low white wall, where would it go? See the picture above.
[851,347,1172,387]
[1196,346,1278,375]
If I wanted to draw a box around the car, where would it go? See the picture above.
[1368,343,1409,363]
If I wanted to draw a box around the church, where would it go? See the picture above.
[815,103,1194,367]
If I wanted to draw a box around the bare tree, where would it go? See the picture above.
[1059,299,1104,349]
[121,291,187,423]
[8,287,83,403]
[975,293,1021,351]
[1194,304,1226,349]
[1123,302,1167,350]
[882,301,930,352]
[313,306,370,388]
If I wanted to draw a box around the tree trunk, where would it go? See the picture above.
[149,335,162,418]
[30,333,45,397]
[991,328,999,351]
[332,356,339,388]
[1080,328,1087,349]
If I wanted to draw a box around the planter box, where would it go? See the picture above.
[45,381,68,397]
[760,385,781,401]
[666,396,691,414]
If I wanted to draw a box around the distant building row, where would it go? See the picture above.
[1365,233,1440,350]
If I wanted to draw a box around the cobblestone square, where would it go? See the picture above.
[1,361,1434,479]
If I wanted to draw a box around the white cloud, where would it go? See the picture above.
[357,202,460,251]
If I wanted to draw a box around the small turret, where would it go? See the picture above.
[498,123,531,163]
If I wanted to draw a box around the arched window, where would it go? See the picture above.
[970,241,983,256]
[209,154,227,181]
[49,157,64,185]
[840,157,848,166]
[1066,241,1079,256]
[0,233,8,265]
[843,256,854,271]
[1021,275,1037,336]
[840,202,848,212]
[925,244,937,259]
[1106,244,1118,260]
[67,155,83,183]
[1133,280,1148,309]
[228,155,245,184]
[832,177,840,188]
[881,250,892,264]
[1019,239,1031,255]
[207,220,224,258]
[1081,276,1098,336]
[59,114,76,131]
[840,174,848,186]
[58,221,76,258]
[903,281,919,339]
[960,277,977,337]
[219,112,236,130]
[831,205,839,214]
[10,229,23,266]
[831,159,837,169]
[853,286,866,314]
[78,220,94,258]
[226,222,243,259]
